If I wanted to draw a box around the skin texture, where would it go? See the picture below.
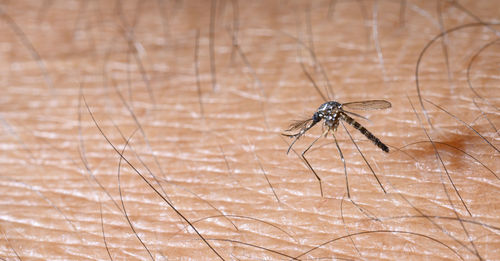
[0,0,499,260]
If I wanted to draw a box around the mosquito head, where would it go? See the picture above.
[312,111,321,123]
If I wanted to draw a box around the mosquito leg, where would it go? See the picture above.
[332,132,350,198]
[284,119,319,154]
[341,121,387,194]
[301,132,326,197]
[342,113,389,153]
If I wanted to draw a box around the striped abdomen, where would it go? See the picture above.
[342,114,389,153]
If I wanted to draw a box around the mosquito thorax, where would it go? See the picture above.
[317,101,342,116]
[316,101,342,127]
[317,101,342,112]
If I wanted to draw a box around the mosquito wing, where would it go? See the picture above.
[342,100,391,110]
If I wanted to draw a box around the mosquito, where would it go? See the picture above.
[282,99,391,197]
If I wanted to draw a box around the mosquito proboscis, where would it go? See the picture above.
[282,99,391,197]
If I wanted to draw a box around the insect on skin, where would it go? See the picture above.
[282,100,391,197]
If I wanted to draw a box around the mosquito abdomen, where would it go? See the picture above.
[342,114,389,153]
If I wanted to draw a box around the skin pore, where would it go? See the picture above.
[0,0,498,260]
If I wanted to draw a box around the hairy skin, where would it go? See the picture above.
[0,0,498,260]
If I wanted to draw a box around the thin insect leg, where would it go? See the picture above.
[341,121,387,194]
[301,131,327,197]
[285,120,319,154]
[332,132,349,198]
[340,193,363,259]
[342,113,389,152]
[286,135,301,155]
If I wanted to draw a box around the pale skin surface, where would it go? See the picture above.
[0,0,498,260]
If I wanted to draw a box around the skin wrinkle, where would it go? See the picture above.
[0,0,499,260]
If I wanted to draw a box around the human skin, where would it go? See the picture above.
[0,0,498,260]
